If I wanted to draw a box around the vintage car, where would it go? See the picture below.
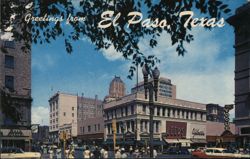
[0,147,41,159]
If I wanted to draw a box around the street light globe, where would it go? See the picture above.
[152,67,160,79]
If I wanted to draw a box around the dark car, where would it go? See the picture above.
[179,148,190,155]
[162,147,179,154]
[163,147,190,155]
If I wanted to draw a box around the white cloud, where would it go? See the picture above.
[121,27,235,114]
[32,106,49,125]
[101,44,124,61]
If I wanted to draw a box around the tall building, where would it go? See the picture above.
[0,40,32,150]
[131,77,176,99]
[48,92,103,143]
[206,104,224,123]
[48,92,78,143]
[227,2,250,145]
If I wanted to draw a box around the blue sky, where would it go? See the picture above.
[31,0,247,125]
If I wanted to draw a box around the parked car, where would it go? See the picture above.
[162,147,190,155]
[0,147,41,159]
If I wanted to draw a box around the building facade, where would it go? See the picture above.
[206,104,224,123]
[77,96,104,144]
[227,2,250,146]
[32,125,49,144]
[48,92,77,143]
[103,92,207,150]
[131,77,176,99]
[0,39,32,151]
[206,121,236,147]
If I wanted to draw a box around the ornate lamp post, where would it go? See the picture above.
[142,65,160,158]
[120,121,125,148]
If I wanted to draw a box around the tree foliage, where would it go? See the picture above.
[1,0,231,78]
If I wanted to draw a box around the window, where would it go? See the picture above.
[72,107,74,111]
[4,41,15,48]
[140,121,143,132]
[95,124,97,131]
[167,108,170,117]
[131,105,134,115]
[121,108,124,117]
[88,125,91,132]
[156,122,159,132]
[98,124,100,131]
[64,112,66,116]
[72,113,74,117]
[50,105,52,112]
[82,127,85,133]
[162,108,165,116]
[157,107,160,116]
[5,55,14,68]
[5,75,14,91]
[143,105,146,113]
[125,107,128,116]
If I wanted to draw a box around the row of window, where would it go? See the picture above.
[50,124,58,130]
[141,105,205,121]
[50,118,58,124]
[80,124,101,133]
[106,105,134,120]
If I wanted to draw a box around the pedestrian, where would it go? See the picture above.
[133,149,140,158]
[153,149,157,158]
[68,147,75,159]
[83,146,92,158]
[103,148,108,159]
[121,148,128,158]
[115,147,121,158]
[93,146,101,159]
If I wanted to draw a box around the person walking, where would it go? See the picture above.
[83,147,92,158]
[121,148,128,158]
[115,148,121,158]
[153,149,157,158]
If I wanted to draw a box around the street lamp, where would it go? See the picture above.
[120,122,125,148]
[142,65,160,158]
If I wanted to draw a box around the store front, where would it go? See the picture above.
[163,121,190,147]
[0,128,32,151]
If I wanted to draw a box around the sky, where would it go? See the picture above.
[31,0,247,125]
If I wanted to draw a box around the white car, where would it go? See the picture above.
[0,147,41,159]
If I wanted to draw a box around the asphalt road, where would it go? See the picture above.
[42,153,195,159]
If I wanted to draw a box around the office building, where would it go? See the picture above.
[131,77,176,99]
[227,1,250,145]
[206,104,224,123]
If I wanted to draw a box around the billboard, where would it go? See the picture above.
[166,121,187,139]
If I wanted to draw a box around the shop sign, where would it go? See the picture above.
[192,128,205,136]
[166,121,187,139]
[8,129,24,137]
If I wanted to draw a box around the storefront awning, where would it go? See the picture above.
[191,139,207,143]
[164,139,192,143]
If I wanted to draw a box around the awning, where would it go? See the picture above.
[164,139,192,143]
[191,139,207,143]
[163,138,192,146]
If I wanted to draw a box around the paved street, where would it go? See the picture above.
[42,152,194,159]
